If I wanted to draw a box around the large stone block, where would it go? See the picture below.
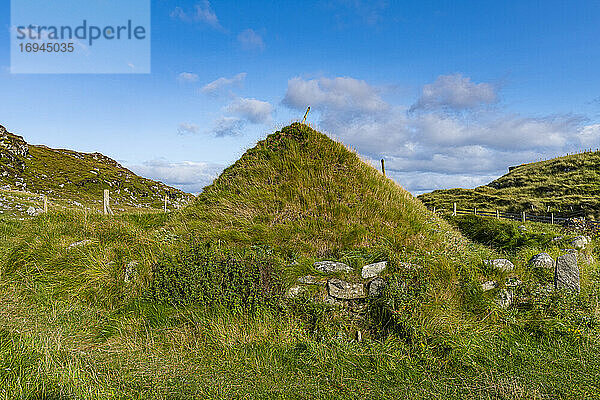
[361,261,387,279]
[554,252,579,292]
[327,278,366,299]
[314,261,353,273]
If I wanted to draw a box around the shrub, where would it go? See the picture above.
[150,243,284,311]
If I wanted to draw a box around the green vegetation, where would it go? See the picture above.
[418,150,600,219]
[0,124,193,215]
[1,124,600,398]
[172,123,471,257]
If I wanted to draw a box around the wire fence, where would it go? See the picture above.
[431,203,600,227]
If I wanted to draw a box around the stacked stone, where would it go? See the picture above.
[286,260,390,312]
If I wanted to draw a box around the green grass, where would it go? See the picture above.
[1,124,600,398]
[418,150,600,218]
[2,277,600,399]
[0,124,193,214]
[170,123,492,288]
[172,124,460,254]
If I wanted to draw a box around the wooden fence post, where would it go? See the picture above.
[381,159,386,177]
[301,106,310,124]
[433,206,436,214]
[103,189,113,215]
[474,207,477,216]
[522,211,526,223]
[453,203,457,216]
[551,213,554,225]
[496,210,499,219]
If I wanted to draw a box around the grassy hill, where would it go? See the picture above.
[173,123,469,258]
[0,124,193,215]
[1,124,600,398]
[419,150,600,218]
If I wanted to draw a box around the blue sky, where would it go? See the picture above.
[2,0,600,193]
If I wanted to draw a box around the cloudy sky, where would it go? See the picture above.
[2,1,600,194]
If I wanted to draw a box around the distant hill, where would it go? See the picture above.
[0,124,193,214]
[172,123,470,261]
[418,151,600,219]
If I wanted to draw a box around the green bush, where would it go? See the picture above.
[150,244,284,311]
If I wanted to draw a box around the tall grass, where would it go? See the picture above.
[1,124,600,397]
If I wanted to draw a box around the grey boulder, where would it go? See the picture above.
[361,261,387,279]
[484,259,515,272]
[285,285,307,298]
[554,252,579,292]
[314,261,353,274]
[368,278,386,297]
[327,278,366,299]
[481,280,498,291]
[528,253,554,270]
[571,236,591,250]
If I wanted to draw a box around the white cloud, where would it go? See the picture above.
[283,76,388,116]
[201,72,247,95]
[578,124,600,147]
[170,1,224,31]
[410,73,498,112]
[227,97,273,124]
[178,72,199,83]
[237,29,265,51]
[392,172,499,196]
[211,116,245,137]
[128,159,222,193]
[283,74,592,193]
[177,122,200,135]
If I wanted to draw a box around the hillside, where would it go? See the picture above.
[0,124,193,214]
[2,124,600,398]
[419,151,600,218]
[172,123,471,261]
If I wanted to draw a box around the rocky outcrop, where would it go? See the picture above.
[0,126,29,158]
[0,126,29,179]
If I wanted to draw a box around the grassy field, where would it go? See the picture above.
[1,211,600,398]
[418,150,600,219]
[1,124,600,398]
